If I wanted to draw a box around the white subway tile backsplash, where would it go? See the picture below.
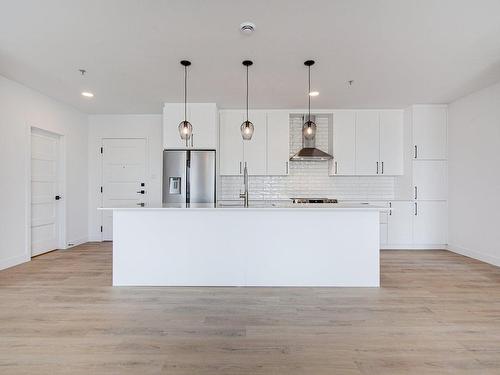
[220,115,395,201]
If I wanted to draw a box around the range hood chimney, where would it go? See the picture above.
[290,115,333,161]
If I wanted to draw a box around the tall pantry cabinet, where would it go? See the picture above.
[389,105,448,248]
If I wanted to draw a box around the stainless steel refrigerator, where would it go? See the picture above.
[162,150,216,206]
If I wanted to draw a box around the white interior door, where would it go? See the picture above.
[31,128,61,256]
[102,138,147,240]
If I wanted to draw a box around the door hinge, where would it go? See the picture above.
[100,147,103,154]
[100,186,103,193]
[100,225,103,232]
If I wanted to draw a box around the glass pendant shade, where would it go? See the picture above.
[178,120,192,140]
[240,120,254,140]
[303,120,317,140]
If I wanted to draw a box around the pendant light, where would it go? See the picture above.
[178,60,193,144]
[303,60,317,140]
[240,60,254,140]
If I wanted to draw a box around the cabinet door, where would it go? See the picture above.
[219,111,244,175]
[267,111,290,175]
[189,103,217,149]
[379,110,403,175]
[413,106,447,160]
[163,103,189,149]
[387,201,414,245]
[413,201,447,245]
[355,111,380,175]
[243,111,267,175]
[413,161,447,200]
[331,111,356,175]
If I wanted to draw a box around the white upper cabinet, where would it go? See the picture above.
[243,111,267,175]
[267,111,290,176]
[219,111,244,175]
[163,103,187,149]
[379,110,404,175]
[412,105,447,160]
[355,111,380,175]
[188,103,218,149]
[413,160,447,200]
[219,110,290,176]
[413,200,447,245]
[163,103,217,149]
[331,111,356,175]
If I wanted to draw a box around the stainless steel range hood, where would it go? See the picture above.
[290,115,333,161]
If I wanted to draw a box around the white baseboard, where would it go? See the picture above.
[381,244,446,250]
[447,244,500,267]
[63,237,88,249]
[0,254,30,271]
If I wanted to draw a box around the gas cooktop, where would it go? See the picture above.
[290,198,338,204]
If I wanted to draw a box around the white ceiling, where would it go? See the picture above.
[1,0,500,114]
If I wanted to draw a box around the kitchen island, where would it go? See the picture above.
[101,203,381,287]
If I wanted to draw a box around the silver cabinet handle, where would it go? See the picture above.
[414,145,418,159]
[414,186,418,200]
[191,134,194,148]
[381,161,384,174]
[389,201,392,215]
[376,161,379,174]
[334,161,338,175]
[414,202,418,216]
[286,161,289,174]
[239,161,242,174]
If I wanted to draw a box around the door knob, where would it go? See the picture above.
[55,195,61,200]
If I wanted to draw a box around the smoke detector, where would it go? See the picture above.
[240,22,256,35]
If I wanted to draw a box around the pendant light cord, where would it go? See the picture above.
[308,65,311,124]
[246,65,249,123]
[184,65,187,122]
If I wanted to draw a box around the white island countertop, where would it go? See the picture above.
[99,201,387,210]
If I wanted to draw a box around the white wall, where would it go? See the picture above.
[0,75,88,270]
[88,115,162,241]
[448,81,500,266]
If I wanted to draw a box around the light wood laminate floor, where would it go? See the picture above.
[1,242,500,374]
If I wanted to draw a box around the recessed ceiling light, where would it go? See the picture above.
[309,91,319,97]
[81,92,94,98]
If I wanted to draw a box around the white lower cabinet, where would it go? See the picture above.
[387,201,414,245]
[380,224,388,246]
[384,200,447,247]
[413,200,447,245]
